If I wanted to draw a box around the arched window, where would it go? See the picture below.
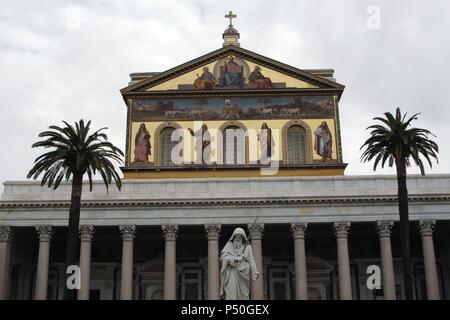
[287,125,306,164]
[222,126,245,165]
[160,127,178,166]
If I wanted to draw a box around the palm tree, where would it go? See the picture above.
[27,120,123,299]
[360,108,438,300]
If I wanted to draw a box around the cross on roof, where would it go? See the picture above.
[225,10,237,26]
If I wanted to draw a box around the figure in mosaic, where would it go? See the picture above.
[133,123,151,163]
[194,66,217,90]
[258,122,275,164]
[314,121,333,161]
[188,124,211,164]
[248,66,273,89]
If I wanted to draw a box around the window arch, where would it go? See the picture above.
[282,120,313,165]
[287,125,306,164]
[154,122,183,166]
[218,121,249,165]
[160,127,177,166]
[223,126,243,165]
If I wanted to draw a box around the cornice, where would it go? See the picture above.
[121,163,347,173]
[1,194,450,210]
[121,88,344,102]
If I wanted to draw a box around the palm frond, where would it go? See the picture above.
[361,107,439,175]
[28,120,124,191]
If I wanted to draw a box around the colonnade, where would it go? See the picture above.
[0,220,442,300]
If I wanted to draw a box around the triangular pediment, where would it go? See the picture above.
[121,45,345,95]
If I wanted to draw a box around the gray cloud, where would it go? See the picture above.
[1,0,449,193]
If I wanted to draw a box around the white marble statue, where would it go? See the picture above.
[220,227,259,300]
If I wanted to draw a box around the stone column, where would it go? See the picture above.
[418,220,440,300]
[334,222,352,300]
[291,223,308,300]
[0,226,13,300]
[119,225,136,300]
[205,224,221,300]
[376,221,396,300]
[248,223,264,300]
[35,225,53,300]
[162,224,178,300]
[78,225,95,300]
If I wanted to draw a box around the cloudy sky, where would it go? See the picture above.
[1,0,449,192]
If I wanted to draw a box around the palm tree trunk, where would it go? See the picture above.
[395,159,414,299]
[63,171,83,300]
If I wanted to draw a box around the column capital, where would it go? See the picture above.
[79,225,95,241]
[35,225,53,241]
[334,221,351,238]
[0,226,13,242]
[418,220,436,237]
[291,223,308,239]
[376,220,394,238]
[162,224,178,241]
[119,225,136,241]
[248,223,264,240]
[205,224,221,241]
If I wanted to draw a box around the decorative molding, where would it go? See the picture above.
[248,223,264,240]
[162,224,178,241]
[418,220,436,237]
[1,194,450,210]
[333,95,343,163]
[79,225,95,241]
[126,99,132,166]
[205,224,221,241]
[123,88,345,101]
[35,225,53,242]
[119,224,136,241]
[334,221,351,238]
[376,220,394,238]
[0,226,13,242]
[291,223,308,239]
[281,120,313,165]
[153,122,183,166]
[217,120,249,165]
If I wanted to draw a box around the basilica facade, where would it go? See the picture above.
[1,17,449,300]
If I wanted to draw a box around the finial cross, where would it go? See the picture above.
[225,10,237,26]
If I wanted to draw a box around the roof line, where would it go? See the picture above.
[120,45,345,94]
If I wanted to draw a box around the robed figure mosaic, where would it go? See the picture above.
[194,66,217,90]
[189,124,211,164]
[220,228,259,300]
[258,123,275,164]
[248,66,273,89]
[222,56,243,88]
[133,123,151,163]
[314,121,333,161]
